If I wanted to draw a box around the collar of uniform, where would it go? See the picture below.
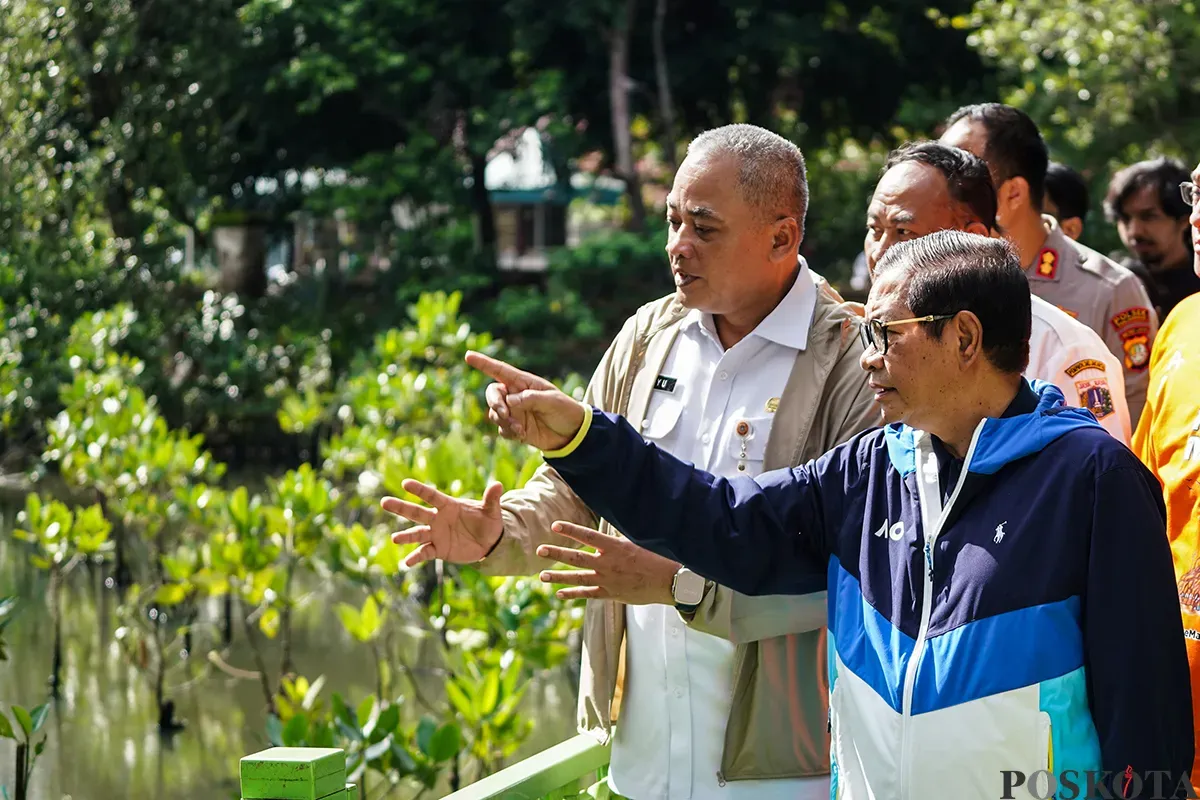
[681,258,817,350]
[1027,214,1074,283]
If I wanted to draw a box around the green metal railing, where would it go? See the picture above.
[440,734,611,800]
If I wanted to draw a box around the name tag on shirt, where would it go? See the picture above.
[654,375,678,393]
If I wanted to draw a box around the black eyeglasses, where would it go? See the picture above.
[859,314,957,356]
[1181,181,1198,208]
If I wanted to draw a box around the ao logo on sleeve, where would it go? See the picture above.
[873,520,905,541]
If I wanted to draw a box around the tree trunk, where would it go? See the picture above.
[183,604,197,657]
[280,560,296,676]
[15,742,28,800]
[49,568,62,698]
[154,624,166,727]
[214,224,269,298]
[608,0,647,232]
[222,593,234,647]
[114,528,132,589]
[652,0,678,174]
[280,603,294,677]
[242,614,276,714]
[469,150,497,268]
[103,491,133,590]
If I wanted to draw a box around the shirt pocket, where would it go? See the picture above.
[639,396,685,441]
[725,414,774,470]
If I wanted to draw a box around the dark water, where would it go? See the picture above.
[0,533,576,799]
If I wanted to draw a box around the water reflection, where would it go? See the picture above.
[0,534,576,799]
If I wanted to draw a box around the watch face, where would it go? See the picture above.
[674,570,705,605]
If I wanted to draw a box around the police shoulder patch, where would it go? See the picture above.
[1110,306,1151,332]
[1120,326,1151,371]
[1035,248,1059,279]
[1075,377,1115,420]
[1065,358,1106,378]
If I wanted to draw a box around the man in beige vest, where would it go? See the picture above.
[383,124,876,799]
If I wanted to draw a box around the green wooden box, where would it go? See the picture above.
[240,748,346,800]
[242,789,350,800]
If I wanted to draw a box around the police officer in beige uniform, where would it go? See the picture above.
[941,103,1158,423]
[384,124,876,800]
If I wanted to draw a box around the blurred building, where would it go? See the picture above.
[483,128,625,271]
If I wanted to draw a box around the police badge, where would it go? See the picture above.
[1075,377,1115,420]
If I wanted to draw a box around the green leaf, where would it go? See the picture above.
[161,556,192,582]
[265,714,284,747]
[229,487,251,530]
[356,696,376,730]
[415,716,438,757]
[302,675,326,711]
[335,717,363,743]
[359,595,382,641]
[332,692,355,728]
[479,668,500,716]
[445,680,473,719]
[11,706,32,739]
[427,723,461,762]
[0,596,18,624]
[154,583,188,606]
[0,711,13,740]
[390,740,417,774]
[281,713,309,746]
[360,696,384,739]
[336,603,363,641]
[373,704,400,739]
[259,607,281,639]
[29,704,49,734]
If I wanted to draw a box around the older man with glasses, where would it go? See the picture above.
[859,313,954,353]
[864,141,1131,442]
[1134,168,1200,788]
[451,230,1193,798]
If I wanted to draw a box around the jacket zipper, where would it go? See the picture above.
[899,534,936,798]
[897,427,984,800]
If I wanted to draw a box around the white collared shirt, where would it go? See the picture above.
[1028,295,1132,444]
[609,261,829,800]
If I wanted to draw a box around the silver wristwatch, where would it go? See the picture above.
[671,567,706,612]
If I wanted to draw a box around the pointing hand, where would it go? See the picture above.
[466,351,587,452]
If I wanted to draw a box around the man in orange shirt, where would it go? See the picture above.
[1134,159,1200,785]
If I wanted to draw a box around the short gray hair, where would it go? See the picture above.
[686,124,808,230]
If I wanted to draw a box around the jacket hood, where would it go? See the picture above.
[884,379,1104,477]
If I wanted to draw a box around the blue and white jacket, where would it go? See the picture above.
[546,381,1192,799]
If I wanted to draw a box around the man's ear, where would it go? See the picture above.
[964,220,991,238]
[771,217,802,260]
[998,176,1032,216]
[1060,217,1083,240]
[955,311,986,365]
